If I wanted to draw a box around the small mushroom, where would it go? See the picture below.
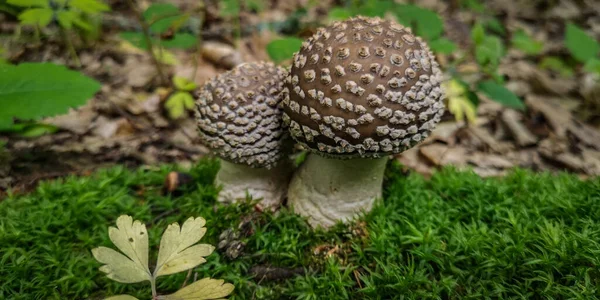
[195,61,293,209]
[282,17,445,227]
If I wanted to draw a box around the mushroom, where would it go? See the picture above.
[282,16,445,227]
[195,61,293,209]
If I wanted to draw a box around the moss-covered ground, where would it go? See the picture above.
[1,159,600,299]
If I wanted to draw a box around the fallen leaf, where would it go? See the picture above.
[154,217,214,277]
[501,109,538,147]
[105,295,139,300]
[201,41,243,69]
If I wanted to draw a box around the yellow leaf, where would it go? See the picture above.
[92,215,151,283]
[153,48,179,65]
[118,40,147,55]
[154,217,214,277]
[444,80,477,123]
[161,277,234,300]
[105,295,139,300]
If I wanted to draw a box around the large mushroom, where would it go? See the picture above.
[195,61,293,209]
[282,16,445,227]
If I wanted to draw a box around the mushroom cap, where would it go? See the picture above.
[195,61,289,168]
[282,16,445,159]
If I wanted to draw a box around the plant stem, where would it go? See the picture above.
[151,278,158,299]
[127,0,168,86]
[61,28,81,68]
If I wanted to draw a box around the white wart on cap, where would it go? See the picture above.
[195,61,289,169]
[282,16,445,158]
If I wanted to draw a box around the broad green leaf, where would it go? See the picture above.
[154,217,214,277]
[539,56,574,78]
[565,23,600,63]
[444,80,477,123]
[56,10,76,29]
[91,215,151,283]
[584,58,600,75]
[471,23,485,45]
[69,0,110,13]
[394,4,443,40]
[160,33,198,50]
[105,295,139,300]
[361,0,393,17]
[428,38,457,54]
[511,30,543,55]
[477,80,525,110]
[173,76,197,91]
[18,8,53,27]
[119,32,148,49]
[0,63,101,130]
[266,37,303,64]
[7,0,48,8]
[161,277,234,300]
[327,7,353,21]
[143,3,181,34]
[475,35,504,67]
[484,18,505,36]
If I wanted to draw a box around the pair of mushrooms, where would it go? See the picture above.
[194,16,445,228]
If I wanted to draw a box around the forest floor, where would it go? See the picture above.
[1,0,600,196]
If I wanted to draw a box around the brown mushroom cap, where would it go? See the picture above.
[282,16,445,158]
[195,61,289,168]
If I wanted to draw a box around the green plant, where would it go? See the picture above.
[0,62,101,131]
[565,23,600,75]
[164,76,197,120]
[511,29,543,55]
[92,215,234,299]
[7,0,110,65]
[266,37,303,64]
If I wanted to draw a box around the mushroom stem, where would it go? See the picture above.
[215,159,293,209]
[287,154,389,228]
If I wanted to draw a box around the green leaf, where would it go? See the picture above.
[16,123,59,137]
[0,63,101,130]
[56,10,76,29]
[584,58,600,75]
[154,217,214,277]
[143,3,181,34]
[511,30,543,55]
[361,0,393,17]
[477,80,525,110]
[266,37,303,64]
[165,91,195,119]
[91,215,152,283]
[327,7,353,21]
[565,23,600,63]
[69,0,110,14]
[173,76,197,91]
[162,277,234,300]
[428,38,457,54]
[105,295,139,300]
[471,23,485,45]
[18,8,53,27]
[220,0,240,18]
[6,0,48,8]
[160,33,198,50]
[538,56,574,78]
[475,35,504,67]
[394,4,443,40]
[244,0,264,12]
[119,32,149,49]
[484,18,505,36]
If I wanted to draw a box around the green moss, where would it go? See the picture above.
[1,159,599,299]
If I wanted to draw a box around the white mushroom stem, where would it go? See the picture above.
[215,159,293,210]
[287,154,389,228]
